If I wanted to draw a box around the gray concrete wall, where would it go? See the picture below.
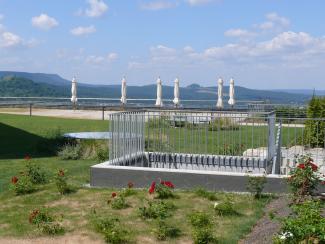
[90,165,291,193]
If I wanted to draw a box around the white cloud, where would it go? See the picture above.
[141,1,178,10]
[71,25,96,36]
[82,0,108,17]
[185,0,216,6]
[31,14,59,31]
[0,31,22,48]
[257,12,290,31]
[224,28,255,38]
[108,52,118,61]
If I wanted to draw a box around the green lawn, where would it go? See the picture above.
[0,113,275,243]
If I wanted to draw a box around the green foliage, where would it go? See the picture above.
[192,227,218,244]
[92,215,131,244]
[11,175,35,195]
[287,155,321,203]
[54,170,75,195]
[208,118,239,131]
[155,183,174,199]
[147,117,170,128]
[274,200,325,243]
[58,144,82,160]
[120,188,137,197]
[110,196,129,210]
[95,145,109,162]
[138,200,174,219]
[194,187,218,201]
[154,219,181,241]
[29,208,64,235]
[25,161,48,184]
[214,197,238,216]
[304,96,325,147]
[188,211,212,228]
[246,175,267,199]
[188,211,218,244]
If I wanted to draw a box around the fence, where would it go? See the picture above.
[107,110,325,175]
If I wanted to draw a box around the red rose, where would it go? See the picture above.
[297,164,305,169]
[149,182,156,194]
[58,169,65,176]
[127,182,134,188]
[162,181,174,188]
[11,176,18,184]
[111,192,117,198]
[307,162,318,172]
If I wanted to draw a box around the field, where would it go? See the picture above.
[0,113,277,243]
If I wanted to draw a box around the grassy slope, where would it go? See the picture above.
[0,113,273,243]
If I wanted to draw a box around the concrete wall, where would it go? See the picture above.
[90,164,291,193]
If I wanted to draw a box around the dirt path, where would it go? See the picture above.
[239,196,291,244]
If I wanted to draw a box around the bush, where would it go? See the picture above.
[54,169,75,195]
[11,174,35,195]
[58,144,82,160]
[246,175,267,199]
[208,117,239,131]
[95,146,109,162]
[25,161,48,184]
[138,200,175,219]
[93,215,131,244]
[188,211,217,244]
[214,197,238,216]
[192,227,218,244]
[304,96,325,147]
[274,200,325,243]
[194,187,218,201]
[154,219,181,241]
[188,211,212,228]
[148,181,175,199]
[110,195,129,210]
[147,117,170,129]
[29,208,64,235]
[287,155,321,203]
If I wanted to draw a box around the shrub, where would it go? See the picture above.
[194,187,218,201]
[154,219,181,241]
[25,161,48,184]
[188,211,212,228]
[138,200,174,219]
[208,117,239,131]
[274,200,325,243]
[287,155,321,203]
[303,96,325,147]
[58,144,82,160]
[147,117,170,129]
[95,146,109,162]
[93,215,131,244]
[54,169,75,195]
[214,197,238,216]
[110,195,129,210]
[29,208,64,235]
[192,227,218,244]
[148,180,175,199]
[11,174,35,195]
[246,175,267,199]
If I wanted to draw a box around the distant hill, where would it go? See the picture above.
[0,71,312,104]
[273,89,325,96]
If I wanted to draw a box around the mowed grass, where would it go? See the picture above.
[0,113,274,243]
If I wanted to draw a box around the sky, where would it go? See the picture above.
[0,0,324,89]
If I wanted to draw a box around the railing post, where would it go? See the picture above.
[102,106,105,120]
[267,112,276,163]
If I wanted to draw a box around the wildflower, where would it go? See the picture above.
[111,192,117,198]
[11,176,18,184]
[149,182,156,194]
[58,169,65,177]
[213,202,219,209]
[307,162,318,172]
[127,182,134,188]
[279,231,293,240]
[162,181,174,188]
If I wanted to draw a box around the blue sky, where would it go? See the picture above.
[0,0,324,89]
